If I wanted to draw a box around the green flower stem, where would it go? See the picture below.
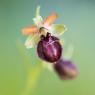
[21,64,43,95]
[16,40,44,95]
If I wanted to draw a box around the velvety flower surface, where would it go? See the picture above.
[37,32,62,63]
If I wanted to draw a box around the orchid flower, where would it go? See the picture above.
[22,6,67,49]
[21,6,78,80]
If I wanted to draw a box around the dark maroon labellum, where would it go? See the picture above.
[54,59,78,80]
[37,32,62,63]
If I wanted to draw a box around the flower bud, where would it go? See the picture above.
[54,59,78,80]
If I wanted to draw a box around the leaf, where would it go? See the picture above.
[51,24,67,36]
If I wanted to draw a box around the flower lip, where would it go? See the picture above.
[40,32,59,46]
[37,32,62,63]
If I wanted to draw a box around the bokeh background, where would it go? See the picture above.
[0,0,95,95]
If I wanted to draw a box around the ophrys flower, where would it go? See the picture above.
[22,6,67,49]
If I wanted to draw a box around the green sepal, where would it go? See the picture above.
[51,24,67,36]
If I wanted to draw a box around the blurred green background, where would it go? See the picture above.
[0,0,95,95]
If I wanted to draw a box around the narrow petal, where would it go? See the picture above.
[43,13,57,27]
[51,24,67,36]
[22,26,38,35]
[33,6,43,26]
